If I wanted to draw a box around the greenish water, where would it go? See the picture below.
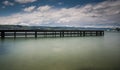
[0,32,120,70]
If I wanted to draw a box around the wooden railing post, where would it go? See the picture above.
[25,32,27,37]
[83,31,85,36]
[1,31,5,39]
[35,31,37,38]
[14,32,16,38]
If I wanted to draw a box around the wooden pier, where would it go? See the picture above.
[0,30,104,39]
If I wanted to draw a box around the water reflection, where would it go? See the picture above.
[0,39,9,55]
[0,32,120,70]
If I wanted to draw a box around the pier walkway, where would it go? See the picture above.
[0,30,104,39]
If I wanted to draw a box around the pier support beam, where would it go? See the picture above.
[25,32,27,37]
[99,31,102,36]
[83,31,85,36]
[54,32,56,37]
[44,32,47,37]
[62,31,64,37]
[1,32,5,39]
[70,31,72,37]
[80,31,81,36]
[96,31,98,36]
[102,31,104,36]
[77,31,79,36]
[60,32,62,37]
[35,31,37,38]
[60,31,64,37]
[14,32,16,38]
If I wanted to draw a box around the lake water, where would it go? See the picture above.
[0,32,120,70]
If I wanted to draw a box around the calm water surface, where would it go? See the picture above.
[0,32,120,70]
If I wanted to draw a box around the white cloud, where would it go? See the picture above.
[15,0,37,4]
[23,6,36,12]
[0,0,120,27]
[37,5,52,12]
[2,0,14,6]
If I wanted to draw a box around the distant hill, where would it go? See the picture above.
[0,25,31,30]
[0,25,118,31]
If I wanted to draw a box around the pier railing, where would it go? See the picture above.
[0,30,104,39]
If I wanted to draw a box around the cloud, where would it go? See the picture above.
[2,0,14,6]
[37,5,52,12]
[0,0,120,27]
[15,0,37,4]
[23,6,36,12]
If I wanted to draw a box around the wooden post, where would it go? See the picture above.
[83,31,85,36]
[44,32,47,37]
[80,31,81,36]
[62,31,64,37]
[77,31,79,36]
[60,31,64,37]
[70,31,72,37]
[99,31,102,36]
[102,31,104,36]
[55,31,56,37]
[14,32,16,38]
[1,31,5,39]
[73,32,75,37]
[60,31,61,37]
[96,31,98,36]
[35,31,37,38]
[53,32,55,37]
[66,31,69,37]
[25,32,27,37]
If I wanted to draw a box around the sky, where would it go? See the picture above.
[0,0,120,28]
